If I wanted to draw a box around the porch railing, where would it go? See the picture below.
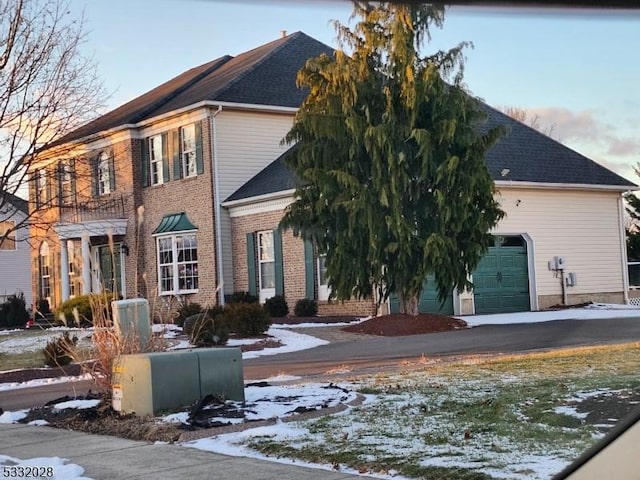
[59,194,128,223]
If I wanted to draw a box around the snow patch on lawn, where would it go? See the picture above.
[0,373,92,392]
[52,399,101,411]
[242,328,328,359]
[0,409,28,423]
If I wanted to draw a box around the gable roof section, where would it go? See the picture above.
[225,104,635,203]
[1,191,28,215]
[53,32,335,147]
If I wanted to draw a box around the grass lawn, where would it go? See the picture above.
[239,343,640,480]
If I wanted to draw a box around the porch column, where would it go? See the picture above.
[60,239,70,301]
[81,236,92,295]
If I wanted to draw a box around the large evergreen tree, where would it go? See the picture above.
[281,2,505,315]
[624,164,640,261]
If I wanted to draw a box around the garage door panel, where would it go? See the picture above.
[473,236,530,314]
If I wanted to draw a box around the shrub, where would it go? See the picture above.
[36,298,51,316]
[0,293,30,327]
[175,302,203,327]
[294,298,318,317]
[43,332,78,367]
[187,308,230,347]
[222,303,271,337]
[226,291,258,304]
[55,293,114,327]
[264,295,288,318]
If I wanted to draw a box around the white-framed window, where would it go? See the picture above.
[317,253,331,301]
[181,124,196,178]
[258,231,275,302]
[39,241,51,305]
[68,241,81,298]
[157,232,199,295]
[97,152,112,195]
[0,221,16,251]
[60,161,73,206]
[148,134,164,186]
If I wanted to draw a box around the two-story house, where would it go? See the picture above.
[0,192,32,308]
[29,31,635,318]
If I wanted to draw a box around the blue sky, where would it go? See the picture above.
[69,0,640,182]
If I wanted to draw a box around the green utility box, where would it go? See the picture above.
[111,299,152,349]
[112,348,244,416]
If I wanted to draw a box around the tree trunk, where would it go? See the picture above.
[397,291,419,316]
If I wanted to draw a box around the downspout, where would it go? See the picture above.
[210,105,225,306]
[618,193,630,304]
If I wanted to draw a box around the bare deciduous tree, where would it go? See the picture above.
[0,0,107,247]
[498,105,561,142]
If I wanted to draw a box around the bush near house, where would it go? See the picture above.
[175,302,203,327]
[185,306,229,347]
[55,293,116,327]
[294,298,318,317]
[226,291,258,304]
[0,293,30,327]
[264,295,289,318]
[221,303,271,337]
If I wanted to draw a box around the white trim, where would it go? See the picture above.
[317,254,331,301]
[210,106,225,305]
[155,232,199,296]
[618,195,630,304]
[55,219,128,240]
[495,180,634,192]
[226,192,296,217]
[257,230,276,304]
[151,228,197,238]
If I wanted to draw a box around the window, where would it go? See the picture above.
[317,253,331,301]
[0,221,16,250]
[257,231,276,302]
[39,242,51,304]
[59,161,74,206]
[157,233,198,294]
[148,134,164,185]
[36,169,48,206]
[181,124,196,178]
[97,152,112,195]
[68,241,81,297]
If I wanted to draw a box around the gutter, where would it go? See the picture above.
[495,180,635,192]
[618,192,630,304]
[221,189,297,208]
[210,105,225,306]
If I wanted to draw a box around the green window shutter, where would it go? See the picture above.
[246,233,256,296]
[172,129,182,180]
[195,121,204,175]
[90,156,98,197]
[273,228,284,296]
[304,239,315,300]
[161,132,170,183]
[141,139,149,187]
[45,168,52,204]
[108,150,116,192]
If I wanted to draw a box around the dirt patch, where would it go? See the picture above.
[576,388,640,430]
[342,313,468,337]
[0,363,85,385]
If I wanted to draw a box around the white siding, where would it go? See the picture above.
[495,188,625,297]
[215,110,295,294]
[0,208,33,309]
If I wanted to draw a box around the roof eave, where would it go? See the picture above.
[495,180,636,192]
[222,188,297,208]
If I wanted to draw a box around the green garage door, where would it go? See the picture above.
[472,235,530,314]
[389,275,454,315]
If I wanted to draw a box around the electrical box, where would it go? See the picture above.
[112,348,244,416]
[557,256,567,269]
[112,299,151,350]
[566,272,577,287]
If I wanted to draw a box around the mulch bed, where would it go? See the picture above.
[342,313,468,337]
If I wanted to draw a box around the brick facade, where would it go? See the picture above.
[230,207,377,318]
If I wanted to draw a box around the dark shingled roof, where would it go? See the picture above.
[53,32,335,146]
[2,191,28,214]
[226,103,635,203]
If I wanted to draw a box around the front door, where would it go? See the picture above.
[94,244,123,296]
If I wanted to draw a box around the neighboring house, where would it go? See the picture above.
[28,31,636,318]
[0,192,32,309]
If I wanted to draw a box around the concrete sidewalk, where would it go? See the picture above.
[0,424,361,480]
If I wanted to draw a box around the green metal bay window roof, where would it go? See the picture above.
[152,212,197,235]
